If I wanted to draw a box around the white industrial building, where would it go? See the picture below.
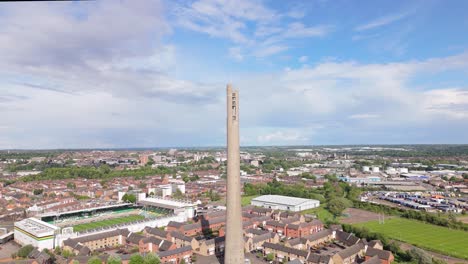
[251,195,320,212]
[14,218,59,250]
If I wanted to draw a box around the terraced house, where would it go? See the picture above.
[63,228,129,252]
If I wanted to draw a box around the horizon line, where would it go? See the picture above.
[1,143,468,152]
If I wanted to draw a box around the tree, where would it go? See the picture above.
[345,185,362,200]
[180,259,186,264]
[408,248,432,264]
[143,253,161,264]
[67,182,76,189]
[33,189,44,195]
[17,244,34,258]
[300,172,316,180]
[99,164,111,174]
[87,256,102,264]
[129,254,144,264]
[62,249,74,258]
[54,246,62,255]
[207,189,220,201]
[327,197,351,218]
[448,212,457,224]
[182,174,190,183]
[42,249,56,263]
[173,189,184,199]
[189,174,200,182]
[122,193,137,203]
[108,255,122,264]
[266,253,275,261]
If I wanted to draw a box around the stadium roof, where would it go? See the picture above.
[252,195,319,206]
[15,218,58,236]
[138,197,195,210]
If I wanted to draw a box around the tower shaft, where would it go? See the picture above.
[225,84,244,264]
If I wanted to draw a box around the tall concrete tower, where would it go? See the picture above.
[225,84,244,264]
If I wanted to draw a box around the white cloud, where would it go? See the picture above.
[349,114,380,119]
[2,51,468,147]
[172,0,332,59]
[228,47,244,61]
[355,11,410,31]
[233,52,468,145]
[299,56,308,63]
[253,45,289,58]
[423,88,468,119]
[284,23,331,38]
[257,131,308,144]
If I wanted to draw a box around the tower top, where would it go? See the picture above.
[226,83,238,93]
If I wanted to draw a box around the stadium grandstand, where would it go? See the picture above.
[138,196,196,219]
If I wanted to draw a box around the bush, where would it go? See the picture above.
[143,253,160,264]
[108,255,122,264]
[62,249,75,258]
[17,244,34,258]
[87,256,102,264]
[129,254,144,264]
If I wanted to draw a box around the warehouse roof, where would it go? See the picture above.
[252,195,319,206]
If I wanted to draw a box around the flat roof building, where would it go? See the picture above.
[14,218,59,250]
[251,195,320,212]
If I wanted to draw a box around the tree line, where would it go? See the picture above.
[353,201,468,231]
[21,165,176,182]
[342,224,448,264]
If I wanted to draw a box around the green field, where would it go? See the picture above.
[241,195,259,206]
[72,215,145,232]
[301,205,334,222]
[354,217,468,259]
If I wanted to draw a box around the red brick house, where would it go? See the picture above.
[365,247,394,264]
[158,246,192,264]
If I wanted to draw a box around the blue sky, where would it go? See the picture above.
[0,0,468,149]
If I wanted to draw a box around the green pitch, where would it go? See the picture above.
[354,217,468,259]
[72,215,145,233]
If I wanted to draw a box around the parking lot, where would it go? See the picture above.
[0,241,20,261]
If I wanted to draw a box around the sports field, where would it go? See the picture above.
[354,217,468,259]
[72,215,145,232]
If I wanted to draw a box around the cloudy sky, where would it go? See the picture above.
[1,0,468,149]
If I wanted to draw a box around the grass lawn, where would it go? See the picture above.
[354,217,468,259]
[72,215,145,232]
[301,205,334,223]
[241,195,259,206]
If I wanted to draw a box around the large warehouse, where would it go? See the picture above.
[14,218,59,250]
[251,195,320,212]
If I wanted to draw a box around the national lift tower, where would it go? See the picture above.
[224,84,245,264]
